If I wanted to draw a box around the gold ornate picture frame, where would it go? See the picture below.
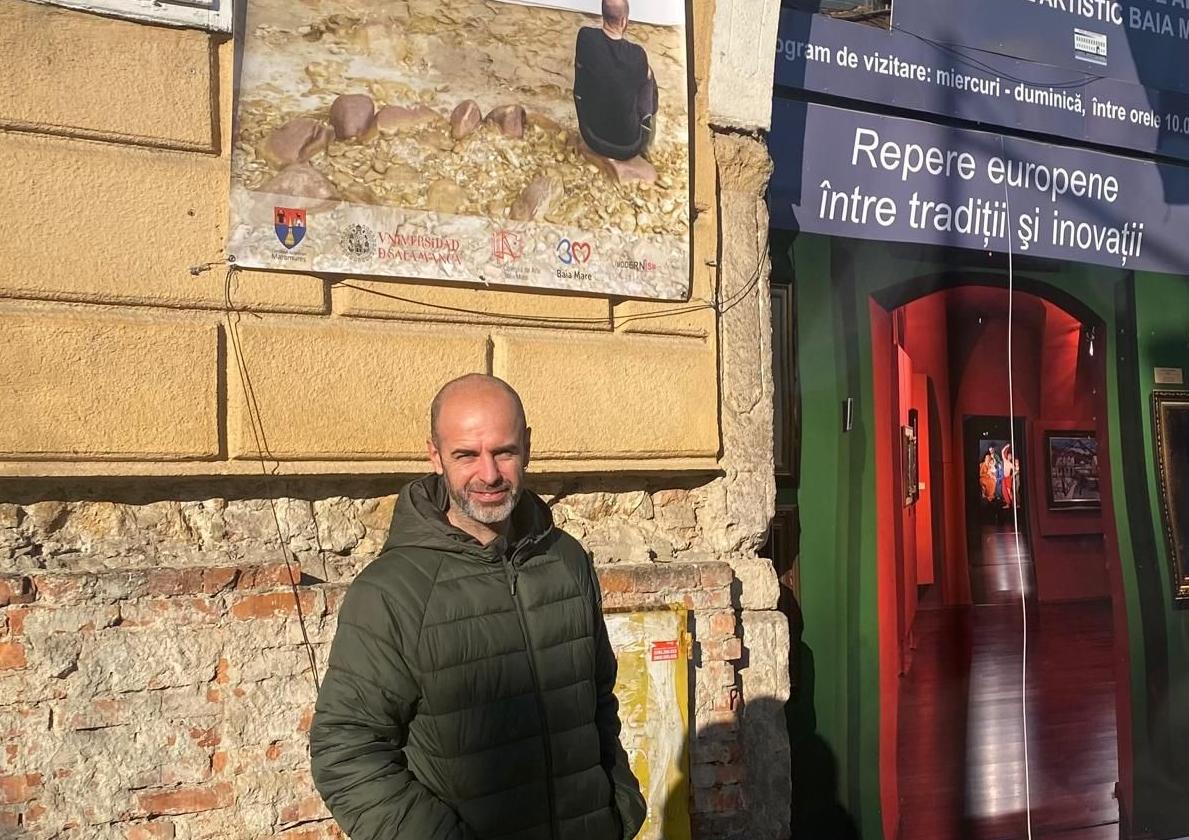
[1153,391,1189,604]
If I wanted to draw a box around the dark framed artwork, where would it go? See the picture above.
[767,503,800,606]
[1153,391,1189,604]
[771,284,798,478]
[902,410,920,507]
[1044,430,1101,510]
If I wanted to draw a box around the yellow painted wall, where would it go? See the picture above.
[0,0,721,477]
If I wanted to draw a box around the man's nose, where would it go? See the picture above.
[477,453,500,484]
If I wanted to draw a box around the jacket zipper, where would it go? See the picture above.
[503,556,560,840]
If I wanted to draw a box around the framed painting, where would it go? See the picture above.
[771,283,798,478]
[1044,430,1101,510]
[902,410,919,507]
[1153,392,1189,604]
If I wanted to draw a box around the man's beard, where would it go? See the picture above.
[447,479,521,525]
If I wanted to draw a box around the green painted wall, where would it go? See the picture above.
[1127,272,1189,838]
[789,232,1189,839]
[793,234,876,833]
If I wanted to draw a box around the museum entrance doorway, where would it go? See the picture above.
[873,283,1124,840]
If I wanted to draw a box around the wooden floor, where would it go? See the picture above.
[898,525,1119,840]
[968,525,1036,606]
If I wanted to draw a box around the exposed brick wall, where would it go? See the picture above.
[1,561,339,838]
[0,497,750,839]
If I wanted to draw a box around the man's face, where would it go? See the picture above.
[428,388,531,526]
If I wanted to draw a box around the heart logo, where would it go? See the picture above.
[571,241,592,264]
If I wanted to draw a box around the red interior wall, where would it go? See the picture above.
[896,347,919,667]
[1029,301,1109,601]
[900,292,962,602]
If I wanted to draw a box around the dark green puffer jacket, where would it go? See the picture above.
[310,474,646,840]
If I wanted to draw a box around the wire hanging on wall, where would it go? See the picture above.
[223,266,322,695]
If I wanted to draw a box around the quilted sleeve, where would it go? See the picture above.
[310,576,472,840]
[590,557,648,840]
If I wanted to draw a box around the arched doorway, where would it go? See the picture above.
[790,232,1136,840]
[873,282,1125,839]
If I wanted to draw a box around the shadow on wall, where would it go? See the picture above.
[658,599,860,839]
[656,734,693,839]
[786,598,861,840]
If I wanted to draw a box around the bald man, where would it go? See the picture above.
[310,375,646,840]
[574,0,658,161]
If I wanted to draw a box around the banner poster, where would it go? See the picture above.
[606,609,692,840]
[769,100,1189,275]
[226,0,692,300]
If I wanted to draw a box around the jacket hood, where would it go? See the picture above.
[382,473,554,561]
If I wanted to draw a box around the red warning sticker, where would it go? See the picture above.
[650,640,680,662]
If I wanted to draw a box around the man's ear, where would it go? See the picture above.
[523,427,532,468]
[427,436,445,475]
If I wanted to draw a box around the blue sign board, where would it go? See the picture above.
[895,0,1189,96]
[769,99,1189,274]
[774,8,1189,163]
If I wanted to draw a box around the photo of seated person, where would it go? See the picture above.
[573,0,659,162]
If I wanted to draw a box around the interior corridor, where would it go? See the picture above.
[889,287,1119,840]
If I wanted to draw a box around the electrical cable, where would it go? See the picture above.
[1001,143,1034,840]
[223,267,322,695]
[336,280,714,328]
[890,23,1102,92]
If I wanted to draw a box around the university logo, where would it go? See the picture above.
[491,229,525,263]
[556,238,592,265]
[340,223,377,260]
[274,207,306,250]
